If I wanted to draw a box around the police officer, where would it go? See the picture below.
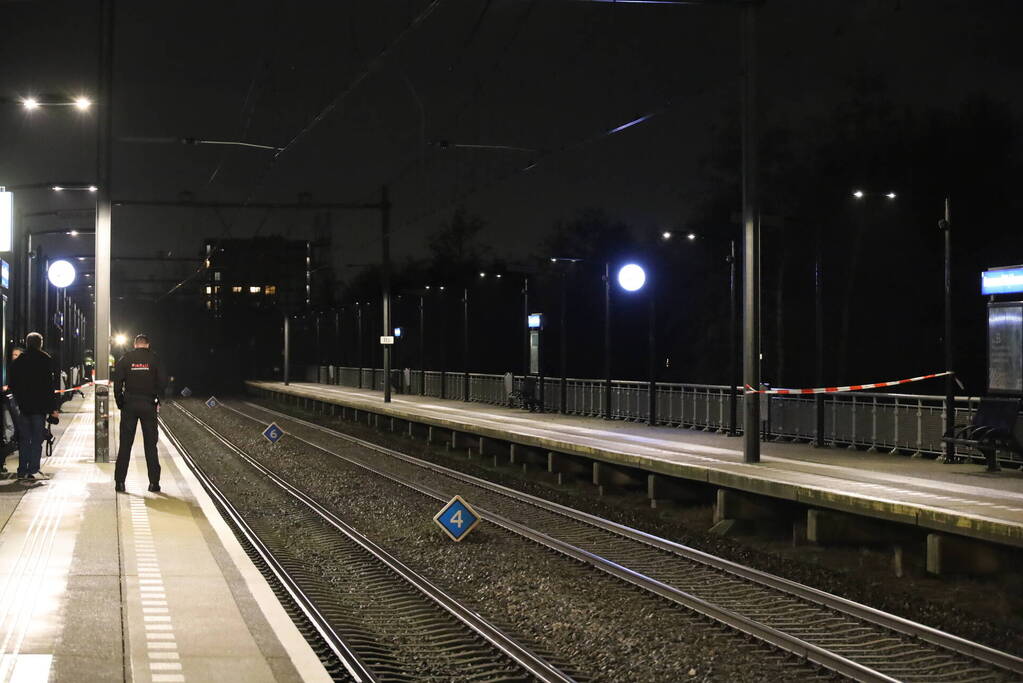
[113,334,166,492]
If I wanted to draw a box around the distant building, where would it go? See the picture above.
[202,236,313,317]
[201,236,328,385]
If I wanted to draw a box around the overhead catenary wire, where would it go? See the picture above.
[157,1,446,302]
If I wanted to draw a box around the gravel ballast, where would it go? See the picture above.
[246,392,1023,661]
[166,400,823,682]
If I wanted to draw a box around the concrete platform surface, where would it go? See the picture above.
[250,381,1023,549]
[0,389,331,683]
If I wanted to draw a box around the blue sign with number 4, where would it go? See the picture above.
[262,423,284,444]
[205,396,218,408]
[433,495,481,542]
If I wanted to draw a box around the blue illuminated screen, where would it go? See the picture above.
[982,267,1023,295]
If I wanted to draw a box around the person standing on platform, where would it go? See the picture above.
[113,334,167,493]
[8,333,58,482]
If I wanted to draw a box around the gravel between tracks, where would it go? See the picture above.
[168,400,823,683]
[246,393,1023,660]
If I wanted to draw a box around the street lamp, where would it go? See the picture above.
[616,264,646,292]
[676,232,741,437]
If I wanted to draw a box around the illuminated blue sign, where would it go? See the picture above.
[982,266,1023,295]
[0,260,8,289]
[527,313,542,329]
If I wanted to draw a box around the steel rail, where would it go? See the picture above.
[170,403,575,683]
[243,399,1023,677]
[223,401,899,682]
[159,417,376,683]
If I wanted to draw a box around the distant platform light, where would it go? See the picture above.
[47,259,76,288]
[853,190,864,199]
[661,231,672,240]
[617,263,646,292]
[886,192,897,199]
[686,232,697,241]
[74,97,92,111]
[21,98,40,111]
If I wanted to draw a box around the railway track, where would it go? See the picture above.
[162,404,576,683]
[226,396,1023,683]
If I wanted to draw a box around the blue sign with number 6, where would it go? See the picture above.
[262,423,284,444]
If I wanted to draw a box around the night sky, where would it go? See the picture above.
[2,0,1022,388]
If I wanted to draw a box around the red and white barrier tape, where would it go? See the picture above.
[744,371,953,395]
[54,379,109,394]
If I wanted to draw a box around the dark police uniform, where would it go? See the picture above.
[113,346,166,488]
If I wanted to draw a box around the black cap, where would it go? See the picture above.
[134,334,150,344]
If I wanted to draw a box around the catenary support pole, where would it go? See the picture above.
[729,238,739,436]
[463,287,470,401]
[560,272,567,414]
[381,186,392,403]
[418,294,425,395]
[94,0,114,463]
[814,230,825,447]
[647,297,656,426]
[603,261,612,420]
[740,2,761,463]
[522,276,529,375]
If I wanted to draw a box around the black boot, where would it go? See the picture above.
[115,481,125,493]
[148,483,160,493]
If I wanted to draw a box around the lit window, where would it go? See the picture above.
[249,286,261,294]
[213,286,221,294]
[205,300,212,309]
[231,286,242,293]
[213,271,221,281]
[205,286,212,294]
[264,285,276,295]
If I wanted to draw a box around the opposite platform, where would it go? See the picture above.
[0,389,331,683]
[249,380,1023,550]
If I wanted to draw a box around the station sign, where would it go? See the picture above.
[982,266,1023,295]
[380,335,395,345]
[433,495,481,542]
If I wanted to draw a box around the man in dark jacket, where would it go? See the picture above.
[113,334,166,493]
[8,333,59,481]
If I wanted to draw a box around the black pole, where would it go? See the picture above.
[814,231,825,447]
[419,294,425,395]
[647,297,656,426]
[463,287,470,401]
[382,186,392,403]
[941,198,956,463]
[522,276,529,375]
[741,3,761,463]
[728,239,739,436]
[283,315,290,385]
[356,304,363,388]
[334,309,340,368]
[603,261,612,420]
[560,273,567,414]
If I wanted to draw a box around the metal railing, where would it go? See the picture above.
[295,365,1013,465]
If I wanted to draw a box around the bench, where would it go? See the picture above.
[944,397,1023,472]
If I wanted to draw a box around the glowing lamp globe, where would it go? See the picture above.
[47,260,76,288]
[616,264,646,292]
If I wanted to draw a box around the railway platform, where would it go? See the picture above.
[248,380,1023,571]
[0,388,330,683]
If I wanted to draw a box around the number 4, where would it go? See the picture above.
[450,509,463,528]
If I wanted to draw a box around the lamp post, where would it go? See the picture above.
[939,198,954,462]
[667,231,740,436]
[551,258,648,422]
